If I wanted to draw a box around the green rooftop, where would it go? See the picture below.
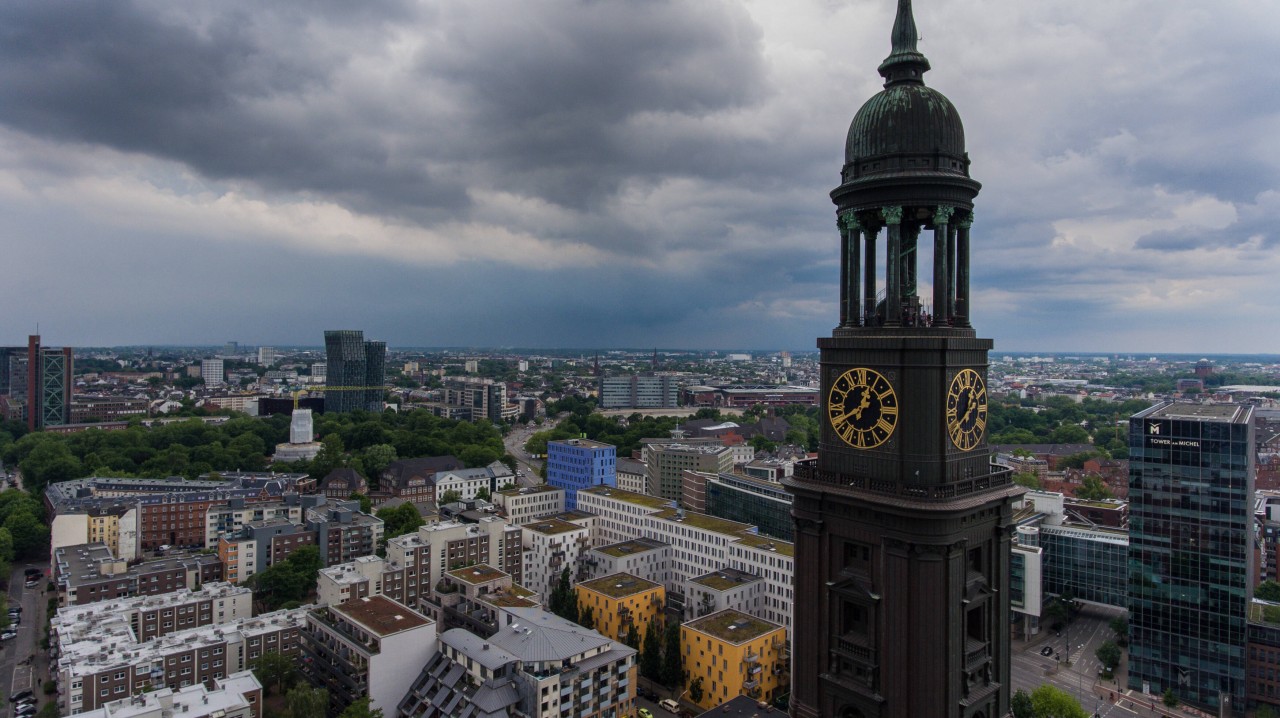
[582,485,673,509]
[578,573,661,599]
[734,533,795,557]
[448,564,507,584]
[597,539,666,558]
[686,609,782,644]
[524,518,586,535]
[654,508,753,536]
[692,571,759,592]
[481,584,539,608]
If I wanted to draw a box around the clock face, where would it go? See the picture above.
[946,369,988,451]
[828,367,898,449]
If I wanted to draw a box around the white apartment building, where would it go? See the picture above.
[577,485,794,638]
[200,359,224,387]
[521,517,591,601]
[433,468,493,503]
[316,554,387,607]
[56,606,307,715]
[584,537,673,587]
[54,583,253,644]
[301,595,438,716]
[493,484,566,526]
[75,671,262,718]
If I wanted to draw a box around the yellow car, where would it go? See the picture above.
[638,710,653,718]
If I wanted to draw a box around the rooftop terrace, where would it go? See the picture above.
[685,609,782,644]
[578,573,661,599]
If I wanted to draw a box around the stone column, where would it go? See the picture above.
[946,224,957,321]
[863,221,878,326]
[838,216,850,327]
[931,206,953,327]
[882,206,903,326]
[956,211,973,328]
[902,222,921,299]
[843,214,862,327]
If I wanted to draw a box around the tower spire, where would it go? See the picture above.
[878,0,931,86]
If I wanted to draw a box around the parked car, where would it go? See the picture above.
[658,699,681,713]
[8,605,21,613]
[9,690,32,702]
[22,568,39,577]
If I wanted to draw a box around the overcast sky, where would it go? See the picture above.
[0,0,1276,353]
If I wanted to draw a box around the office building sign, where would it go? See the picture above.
[1144,421,1201,450]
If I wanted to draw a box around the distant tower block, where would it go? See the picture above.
[291,409,315,444]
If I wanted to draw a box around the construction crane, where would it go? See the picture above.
[291,385,387,409]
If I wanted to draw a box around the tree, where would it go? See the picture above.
[1029,685,1088,718]
[475,487,491,502]
[439,489,462,505]
[283,684,329,718]
[1110,616,1129,646]
[1256,705,1278,718]
[689,676,704,704]
[339,697,385,718]
[251,651,297,695]
[1010,689,1034,718]
[580,605,595,630]
[350,491,373,514]
[1012,472,1041,490]
[376,502,424,539]
[623,622,641,650]
[662,620,684,689]
[1095,640,1121,671]
[310,434,347,477]
[1162,688,1179,707]
[358,443,397,480]
[1076,475,1113,501]
[640,620,663,682]
[1258,581,1280,603]
[547,568,578,623]
[4,511,47,560]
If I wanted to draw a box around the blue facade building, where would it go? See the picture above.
[1128,402,1255,711]
[546,439,616,510]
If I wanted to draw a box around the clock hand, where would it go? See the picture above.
[850,391,872,421]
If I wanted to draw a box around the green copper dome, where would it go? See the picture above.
[845,83,966,164]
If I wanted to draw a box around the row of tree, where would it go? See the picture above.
[1,406,516,496]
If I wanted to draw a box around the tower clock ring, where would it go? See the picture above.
[828,367,899,449]
[946,369,988,451]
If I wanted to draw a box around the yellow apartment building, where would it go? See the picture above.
[682,609,787,711]
[575,572,664,645]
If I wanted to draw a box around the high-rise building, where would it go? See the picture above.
[784,2,1020,716]
[200,358,225,387]
[546,438,617,509]
[323,330,386,413]
[598,374,680,409]
[257,346,277,365]
[18,335,74,431]
[1128,402,1254,711]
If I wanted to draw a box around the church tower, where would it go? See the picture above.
[784,2,1021,717]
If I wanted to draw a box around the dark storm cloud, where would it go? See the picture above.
[0,0,774,226]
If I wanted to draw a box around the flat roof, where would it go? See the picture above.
[524,518,587,536]
[333,595,431,637]
[596,537,669,557]
[685,609,782,644]
[448,564,508,585]
[578,573,661,599]
[654,508,753,537]
[498,484,562,496]
[691,569,760,592]
[733,533,795,558]
[581,485,673,509]
[1145,402,1250,422]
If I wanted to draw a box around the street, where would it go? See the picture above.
[502,424,544,486]
[0,562,46,715]
[1011,603,1135,718]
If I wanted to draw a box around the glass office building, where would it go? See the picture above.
[323,330,386,413]
[1041,524,1129,608]
[1128,402,1254,711]
[705,473,793,542]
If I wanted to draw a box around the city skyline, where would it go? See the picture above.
[0,1,1275,352]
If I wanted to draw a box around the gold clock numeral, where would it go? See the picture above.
[946,369,988,451]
